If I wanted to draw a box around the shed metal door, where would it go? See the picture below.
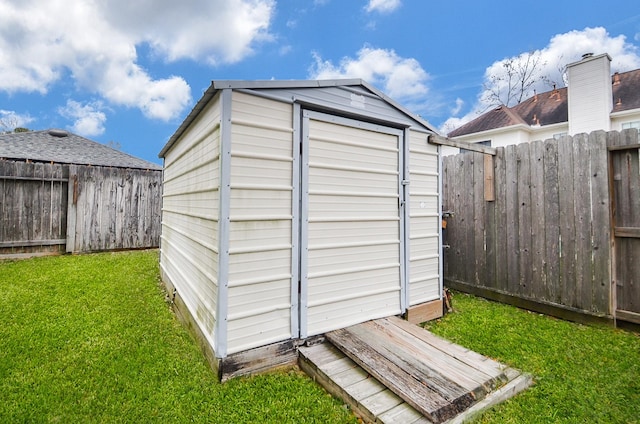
[300,110,405,337]
[611,147,640,323]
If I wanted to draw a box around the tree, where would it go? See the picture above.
[481,50,551,108]
[0,117,20,133]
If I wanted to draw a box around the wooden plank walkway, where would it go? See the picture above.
[298,316,531,423]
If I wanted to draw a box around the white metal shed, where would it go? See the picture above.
[158,79,443,379]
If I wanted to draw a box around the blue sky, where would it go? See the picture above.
[1,0,640,165]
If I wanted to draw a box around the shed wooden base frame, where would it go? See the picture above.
[406,299,444,324]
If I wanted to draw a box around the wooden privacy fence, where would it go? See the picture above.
[0,160,162,257]
[442,129,640,324]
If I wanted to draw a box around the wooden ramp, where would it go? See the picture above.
[299,316,531,423]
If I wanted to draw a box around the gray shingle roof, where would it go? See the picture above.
[0,129,161,170]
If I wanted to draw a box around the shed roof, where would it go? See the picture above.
[0,129,161,170]
[159,79,437,157]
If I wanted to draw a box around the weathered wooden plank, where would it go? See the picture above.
[219,339,298,381]
[446,373,533,424]
[529,140,546,301]
[330,365,370,388]
[442,155,452,277]
[557,136,576,308]
[299,340,343,367]
[443,156,463,277]
[616,309,640,324]
[354,321,477,403]
[517,143,532,298]
[614,227,640,238]
[505,145,520,294]
[384,317,507,380]
[326,327,459,423]
[346,376,388,403]
[406,299,443,324]
[362,318,504,400]
[494,147,508,292]
[572,134,592,311]
[589,131,611,314]
[543,139,560,303]
[0,239,66,248]
[483,154,495,201]
[429,134,497,155]
[378,402,429,424]
[298,344,379,424]
[359,389,406,417]
[473,152,486,286]
[462,153,475,285]
[66,166,77,253]
[449,154,466,283]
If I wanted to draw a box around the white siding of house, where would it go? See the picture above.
[408,130,441,304]
[611,112,640,131]
[160,95,222,353]
[303,112,403,336]
[443,124,571,156]
[225,91,295,354]
[568,54,612,135]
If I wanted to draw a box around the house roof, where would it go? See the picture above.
[0,129,161,170]
[159,79,437,157]
[448,68,640,138]
[612,69,640,112]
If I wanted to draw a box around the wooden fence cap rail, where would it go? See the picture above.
[428,134,497,156]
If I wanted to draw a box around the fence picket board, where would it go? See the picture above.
[557,137,576,308]
[450,154,466,283]
[463,153,475,286]
[442,156,452,277]
[484,155,497,290]
[505,145,520,294]
[589,131,611,313]
[530,140,546,301]
[517,143,532,298]
[573,134,591,310]
[494,148,508,292]
[473,152,486,285]
[543,139,560,303]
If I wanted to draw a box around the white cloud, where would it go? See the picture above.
[0,110,34,130]
[309,46,429,101]
[0,0,275,120]
[442,27,640,134]
[451,98,464,116]
[365,0,401,13]
[59,100,107,137]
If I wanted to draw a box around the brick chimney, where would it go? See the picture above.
[566,53,613,135]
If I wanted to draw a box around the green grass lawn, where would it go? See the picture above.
[424,292,640,423]
[0,250,357,423]
[1,251,639,423]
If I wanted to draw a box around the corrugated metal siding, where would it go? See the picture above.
[408,130,441,304]
[304,113,402,336]
[226,91,295,354]
[249,85,425,128]
[160,94,221,351]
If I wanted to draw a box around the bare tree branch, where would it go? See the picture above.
[482,51,552,108]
